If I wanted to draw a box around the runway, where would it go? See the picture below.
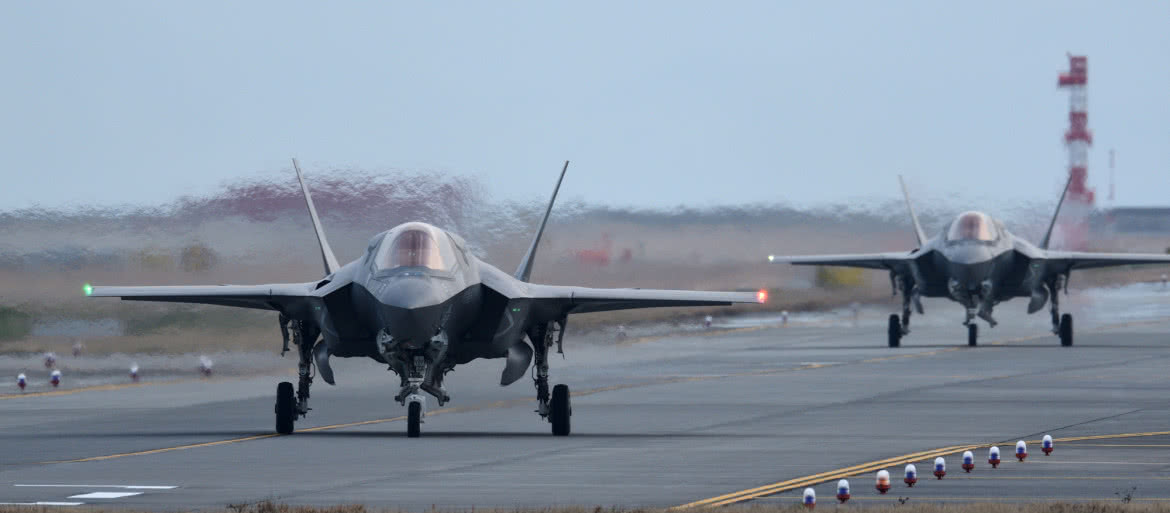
[2,289,1170,509]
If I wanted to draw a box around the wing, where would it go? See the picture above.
[88,283,319,311]
[1041,251,1170,272]
[769,252,916,271]
[524,284,762,315]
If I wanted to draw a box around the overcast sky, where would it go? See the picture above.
[1,1,1166,212]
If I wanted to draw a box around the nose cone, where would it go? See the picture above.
[945,244,996,265]
[373,276,448,348]
[374,275,444,310]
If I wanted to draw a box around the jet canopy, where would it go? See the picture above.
[946,211,999,242]
[374,222,457,271]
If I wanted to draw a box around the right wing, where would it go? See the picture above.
[769,252,917,271]
[88,283,320,311]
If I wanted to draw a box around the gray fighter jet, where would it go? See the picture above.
[768,176,1170,348]
[88,160,761,437]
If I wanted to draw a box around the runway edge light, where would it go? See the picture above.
[962,450,975,472]
[17,373,26,391]
[875,470,891,494]
[1042,434,1054,455]
[802,488,815,509]
[989,446,1001,468]
[50,369,61,387]
[903,464,917,486]
[836,479,851,503]
[1016,440,1028,461]
[933,456,946,479]
[130,364,140,382]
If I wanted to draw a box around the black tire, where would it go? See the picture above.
[275,381,295,435]
[551,384,571,436]
[407,401,422,438]
[1060,313,1073,347]
[887,314,901,348]
[968,323,978,347]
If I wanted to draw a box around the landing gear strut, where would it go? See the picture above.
[967,323,978,347]
[532,320,572,435]
[274,321,319,434]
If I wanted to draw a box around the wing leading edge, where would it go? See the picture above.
[87,283,319,311]
[1041,251,1170,272]
[769,252,917,271]
[524,284,762,315]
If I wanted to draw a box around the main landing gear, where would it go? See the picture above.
[532,321,572,436]
[1049,276,1073,347]
[275,320,319,435]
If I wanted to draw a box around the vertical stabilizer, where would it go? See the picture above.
[1040,173,1075,250]
[292,158,341,276]
[514,161,569,282]
[899,176,928,246]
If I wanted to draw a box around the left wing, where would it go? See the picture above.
[525,284,762,315]
[1041,251,1170,272]
[88,283,319,311]
[769,252,917,271]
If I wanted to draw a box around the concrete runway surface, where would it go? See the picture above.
[2,285,1170,509]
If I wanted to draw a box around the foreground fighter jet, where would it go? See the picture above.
[89,160,761,437]
[769,176,1170,348]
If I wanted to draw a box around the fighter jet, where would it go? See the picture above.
[768,176,1170,348]
[88,160,762,437]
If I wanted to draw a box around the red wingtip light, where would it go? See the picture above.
[757,289,768,304]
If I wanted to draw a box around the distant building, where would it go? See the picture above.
[1093,207,1170,234]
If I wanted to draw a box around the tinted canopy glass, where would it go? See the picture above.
[946,211,997,242]
[374,223,455,271]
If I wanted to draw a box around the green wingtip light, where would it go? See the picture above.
[83,283,93,296]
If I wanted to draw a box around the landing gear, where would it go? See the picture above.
[550,384,571,436]
[275,381,296,434]
[274,321,320,435]
[887,315,901,348]
[531,320,572,435]
[1059,313,1073,347]
[967,323,978,347]
[407,398,424,438]
[376,326,453,438]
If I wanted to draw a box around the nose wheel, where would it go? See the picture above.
[550,384,571,436]
[407,397,424,438]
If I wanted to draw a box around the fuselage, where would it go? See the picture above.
[306,222,509,367]
[912,211,1042,308]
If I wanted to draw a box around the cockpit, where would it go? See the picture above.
[373,223,457,272]
[946,211,998,242]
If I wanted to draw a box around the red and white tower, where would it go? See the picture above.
[1056,55,1094,249]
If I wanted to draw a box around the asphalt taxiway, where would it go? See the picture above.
[2,286,1170,509]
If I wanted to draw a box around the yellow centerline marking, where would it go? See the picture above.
[674,430,1170,509]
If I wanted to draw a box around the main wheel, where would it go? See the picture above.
[275,381,295,435]
[550,384,571,436]
[887,314,901,348]
[1059,313,1073,347]
[407,401,422,438]
[967,324,978,347]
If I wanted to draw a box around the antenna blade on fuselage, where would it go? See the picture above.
[1040,173,1075,250]
[899,175,928,246]
[292,158,341,276]
[514,160,569,282]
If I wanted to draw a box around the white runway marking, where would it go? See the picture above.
[16,484,177,489]
[67,491,143,499]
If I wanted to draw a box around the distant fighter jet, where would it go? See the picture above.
[768,176,1170,348]
[89,160,761,437]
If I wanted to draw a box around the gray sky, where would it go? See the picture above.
[1,1,1166,212]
